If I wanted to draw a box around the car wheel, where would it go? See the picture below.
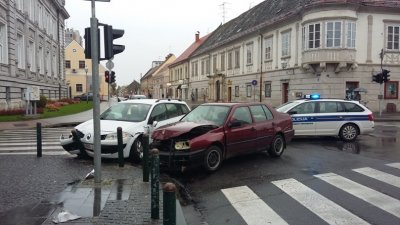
[268,134,285,157]
[339,123,358,141]
[129,136,143,163]
[203,146,222,172]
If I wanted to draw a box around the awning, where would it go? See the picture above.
[177,84,182,89]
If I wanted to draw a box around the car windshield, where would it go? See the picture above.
[276,101,299,112]
[181,105,230,126]
[100,103,151,122]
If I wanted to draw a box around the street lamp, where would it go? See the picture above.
[85,67,89,103]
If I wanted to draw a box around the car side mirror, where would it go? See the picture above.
[152,121,158,127]
[228,120,242,128]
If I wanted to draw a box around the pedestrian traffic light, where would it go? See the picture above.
[372,73,383,84]
[105,71,110,83]
[382,69,390,82]
[110,71,116,83]
[104,25,125,60]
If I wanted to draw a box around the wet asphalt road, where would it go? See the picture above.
[172,122,400,225]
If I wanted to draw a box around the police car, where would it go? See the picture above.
[276,94,374,141]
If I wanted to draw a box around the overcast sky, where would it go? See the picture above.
[65,0,264,86]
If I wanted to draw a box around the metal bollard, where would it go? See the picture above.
[163,182,176,225]
[36,122,42,157]
[117,127,124,167]
[142,133,150,182]
[151,148,160,219]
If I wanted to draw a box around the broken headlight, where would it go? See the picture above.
[174,140,190,150]
[104,132,132,141]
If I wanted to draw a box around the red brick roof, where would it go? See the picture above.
[169,34,211,67]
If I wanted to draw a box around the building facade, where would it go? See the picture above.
[189,0,400,112]
[0,0,69,110]
[65,40,108,100]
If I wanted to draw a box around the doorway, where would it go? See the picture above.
[282,82,289,103]
[216,80,221,101]
[228,87,232,102]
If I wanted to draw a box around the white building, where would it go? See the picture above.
[189,0,400,112]
[0,0,69,110]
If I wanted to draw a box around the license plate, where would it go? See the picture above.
[83,143,93,150]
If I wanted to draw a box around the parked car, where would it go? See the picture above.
[276,94,374,141]
[151,102,294,172]
[60,99,190,162]
[74,92,93,101]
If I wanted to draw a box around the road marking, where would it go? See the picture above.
[386,162,400,170]
[353,167,400,188]
[221,186,289,225]
[272,178,369,225]
[315,173,400,219]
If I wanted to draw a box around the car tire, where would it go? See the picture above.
[339,123,358,141]
[268,134,285,157]
[203,145,222,172]
[129,136,143,163]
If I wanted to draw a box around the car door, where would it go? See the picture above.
[315,101,343,135]
[249,105,274,151]
[147,103,168,135]
[288,102,317,135]
[224,106,257,157]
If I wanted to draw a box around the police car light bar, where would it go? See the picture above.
[303,93,320,99]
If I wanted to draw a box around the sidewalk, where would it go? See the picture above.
[0,100,187,225]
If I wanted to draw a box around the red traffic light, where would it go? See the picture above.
[105,71,110,83]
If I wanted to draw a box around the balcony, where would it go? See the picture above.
[302,49,357,73]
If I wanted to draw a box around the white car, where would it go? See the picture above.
[60,99,190,162]
[276,95,374,141]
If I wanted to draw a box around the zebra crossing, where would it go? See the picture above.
[221,163,400,225]
[0,127,73,155]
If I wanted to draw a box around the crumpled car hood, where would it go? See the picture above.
[152,121,218,140]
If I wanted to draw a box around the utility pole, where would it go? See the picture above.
[379,49,384,116]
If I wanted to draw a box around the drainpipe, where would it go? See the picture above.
[259,33,263,102]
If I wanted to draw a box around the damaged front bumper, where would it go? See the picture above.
[158,149,206,171]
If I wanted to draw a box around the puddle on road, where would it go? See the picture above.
[0,179,132,224]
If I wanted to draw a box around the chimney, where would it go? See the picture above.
[195,31,200,42]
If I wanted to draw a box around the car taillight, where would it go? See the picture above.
[368,113,374,121]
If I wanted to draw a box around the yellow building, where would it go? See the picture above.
[64,40,109,100]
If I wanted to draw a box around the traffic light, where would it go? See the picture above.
[84,27,100,59]
[104,25,125,60]
[110,71,116,83]
[382,69,390,82]
[372,73,383,84]
[105,71,110,83]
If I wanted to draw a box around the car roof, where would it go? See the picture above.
[290,98,360,103]
[201,102,268,107]
[120,99,188,105]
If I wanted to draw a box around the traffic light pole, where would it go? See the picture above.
[90,0,101,183]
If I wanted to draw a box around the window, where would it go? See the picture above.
[246,43,253,65]
[166,103,180,118]
[46,50,50,74]
[235,86,239,97]
[232,107,252,125]
[52,52,57,74]
[249,105,267,122]
[262,105,274,120]
[303,23,320,49]
[28,41,35,72]
[264,37,273,60]
[264,82,271,97]
[65,60,71,69]
[79,60,85,69]
[246,84,252,97]
[234,49,240,68]
[220,53,225,71]
[201,60,205,75]
[205,58,210,74]
[319,102,339,113]
[387,25,400,51]
[228,51,233,69]
[343,102,364,112]
[16,0,24,11]
[282,31,291,57]
[17,34,25,69]
[76,84,83,92]
[38,46,44,74]
[384,81,398,99]
[326,21,342,48]
[290,102,316,114]
[0,23,7,63]
[212,55,217,73]
[346,22,356,48]
[150,104,168,121]
[6,87,10,103]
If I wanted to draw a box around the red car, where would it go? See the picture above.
[151,102,294,172]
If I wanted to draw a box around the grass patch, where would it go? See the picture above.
[0,101,93,122]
